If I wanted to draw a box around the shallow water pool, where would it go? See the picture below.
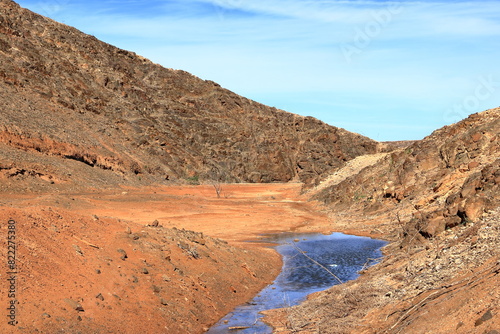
[207,232,387,333]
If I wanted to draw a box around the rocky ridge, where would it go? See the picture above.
[315,108,499,239]
[0,0,377,192]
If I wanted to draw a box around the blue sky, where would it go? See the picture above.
[15,0,500,141]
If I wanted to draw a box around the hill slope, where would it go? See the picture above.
[264,108,500,333]
[0,0,377,192]
[315,108,499,236]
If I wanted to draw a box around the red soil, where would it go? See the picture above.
[0,183,333,333]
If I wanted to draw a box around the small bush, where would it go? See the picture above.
[186,175,200,185]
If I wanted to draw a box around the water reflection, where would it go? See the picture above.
[207,232,387,333]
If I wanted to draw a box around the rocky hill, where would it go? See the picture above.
[315,108,499,239]
[0,0,377,193]
[264,108,500,333]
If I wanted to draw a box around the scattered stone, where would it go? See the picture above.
[95,293,104,301]
[475,310,493,327]
[72,244,83,256]
[177,241,189,251]
[464,197,486,222]
[125,226,132,234]
[162,275,171,282]
[95,269,101,274]
[141,268,149,274]
[192,235,206,245]
[117,249,128,260]
[160,298,169,306]
[468,161,480,170]
[472,133,482,142]
[423,217,446,237]
[187,246,200,259]
[41,313,51,319]
[64,299,84,312]
[149,219,159,227]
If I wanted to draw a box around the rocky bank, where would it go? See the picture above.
[264,108,500,333]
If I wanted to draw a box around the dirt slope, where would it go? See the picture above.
[0,206,279,334]
[0,0,377,191]
[304,152,389,198]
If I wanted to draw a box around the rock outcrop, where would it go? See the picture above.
[315,108,499,241]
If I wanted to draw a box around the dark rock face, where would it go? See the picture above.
[0,0,377,190]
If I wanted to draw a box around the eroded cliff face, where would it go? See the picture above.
[0,0,377,192]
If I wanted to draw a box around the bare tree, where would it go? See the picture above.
[213,182,222,198]
[209,166,226,198]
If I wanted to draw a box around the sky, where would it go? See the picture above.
[14,0,500,141]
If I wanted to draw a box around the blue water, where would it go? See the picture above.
[207,232,387,333]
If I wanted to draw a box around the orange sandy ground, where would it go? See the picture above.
[0,183,340,333]
[70,183,334,244]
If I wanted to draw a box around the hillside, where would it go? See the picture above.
[0,1,379,333]
[315,107,499,237]
[0,0,377,193]
[265,108,500,333]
